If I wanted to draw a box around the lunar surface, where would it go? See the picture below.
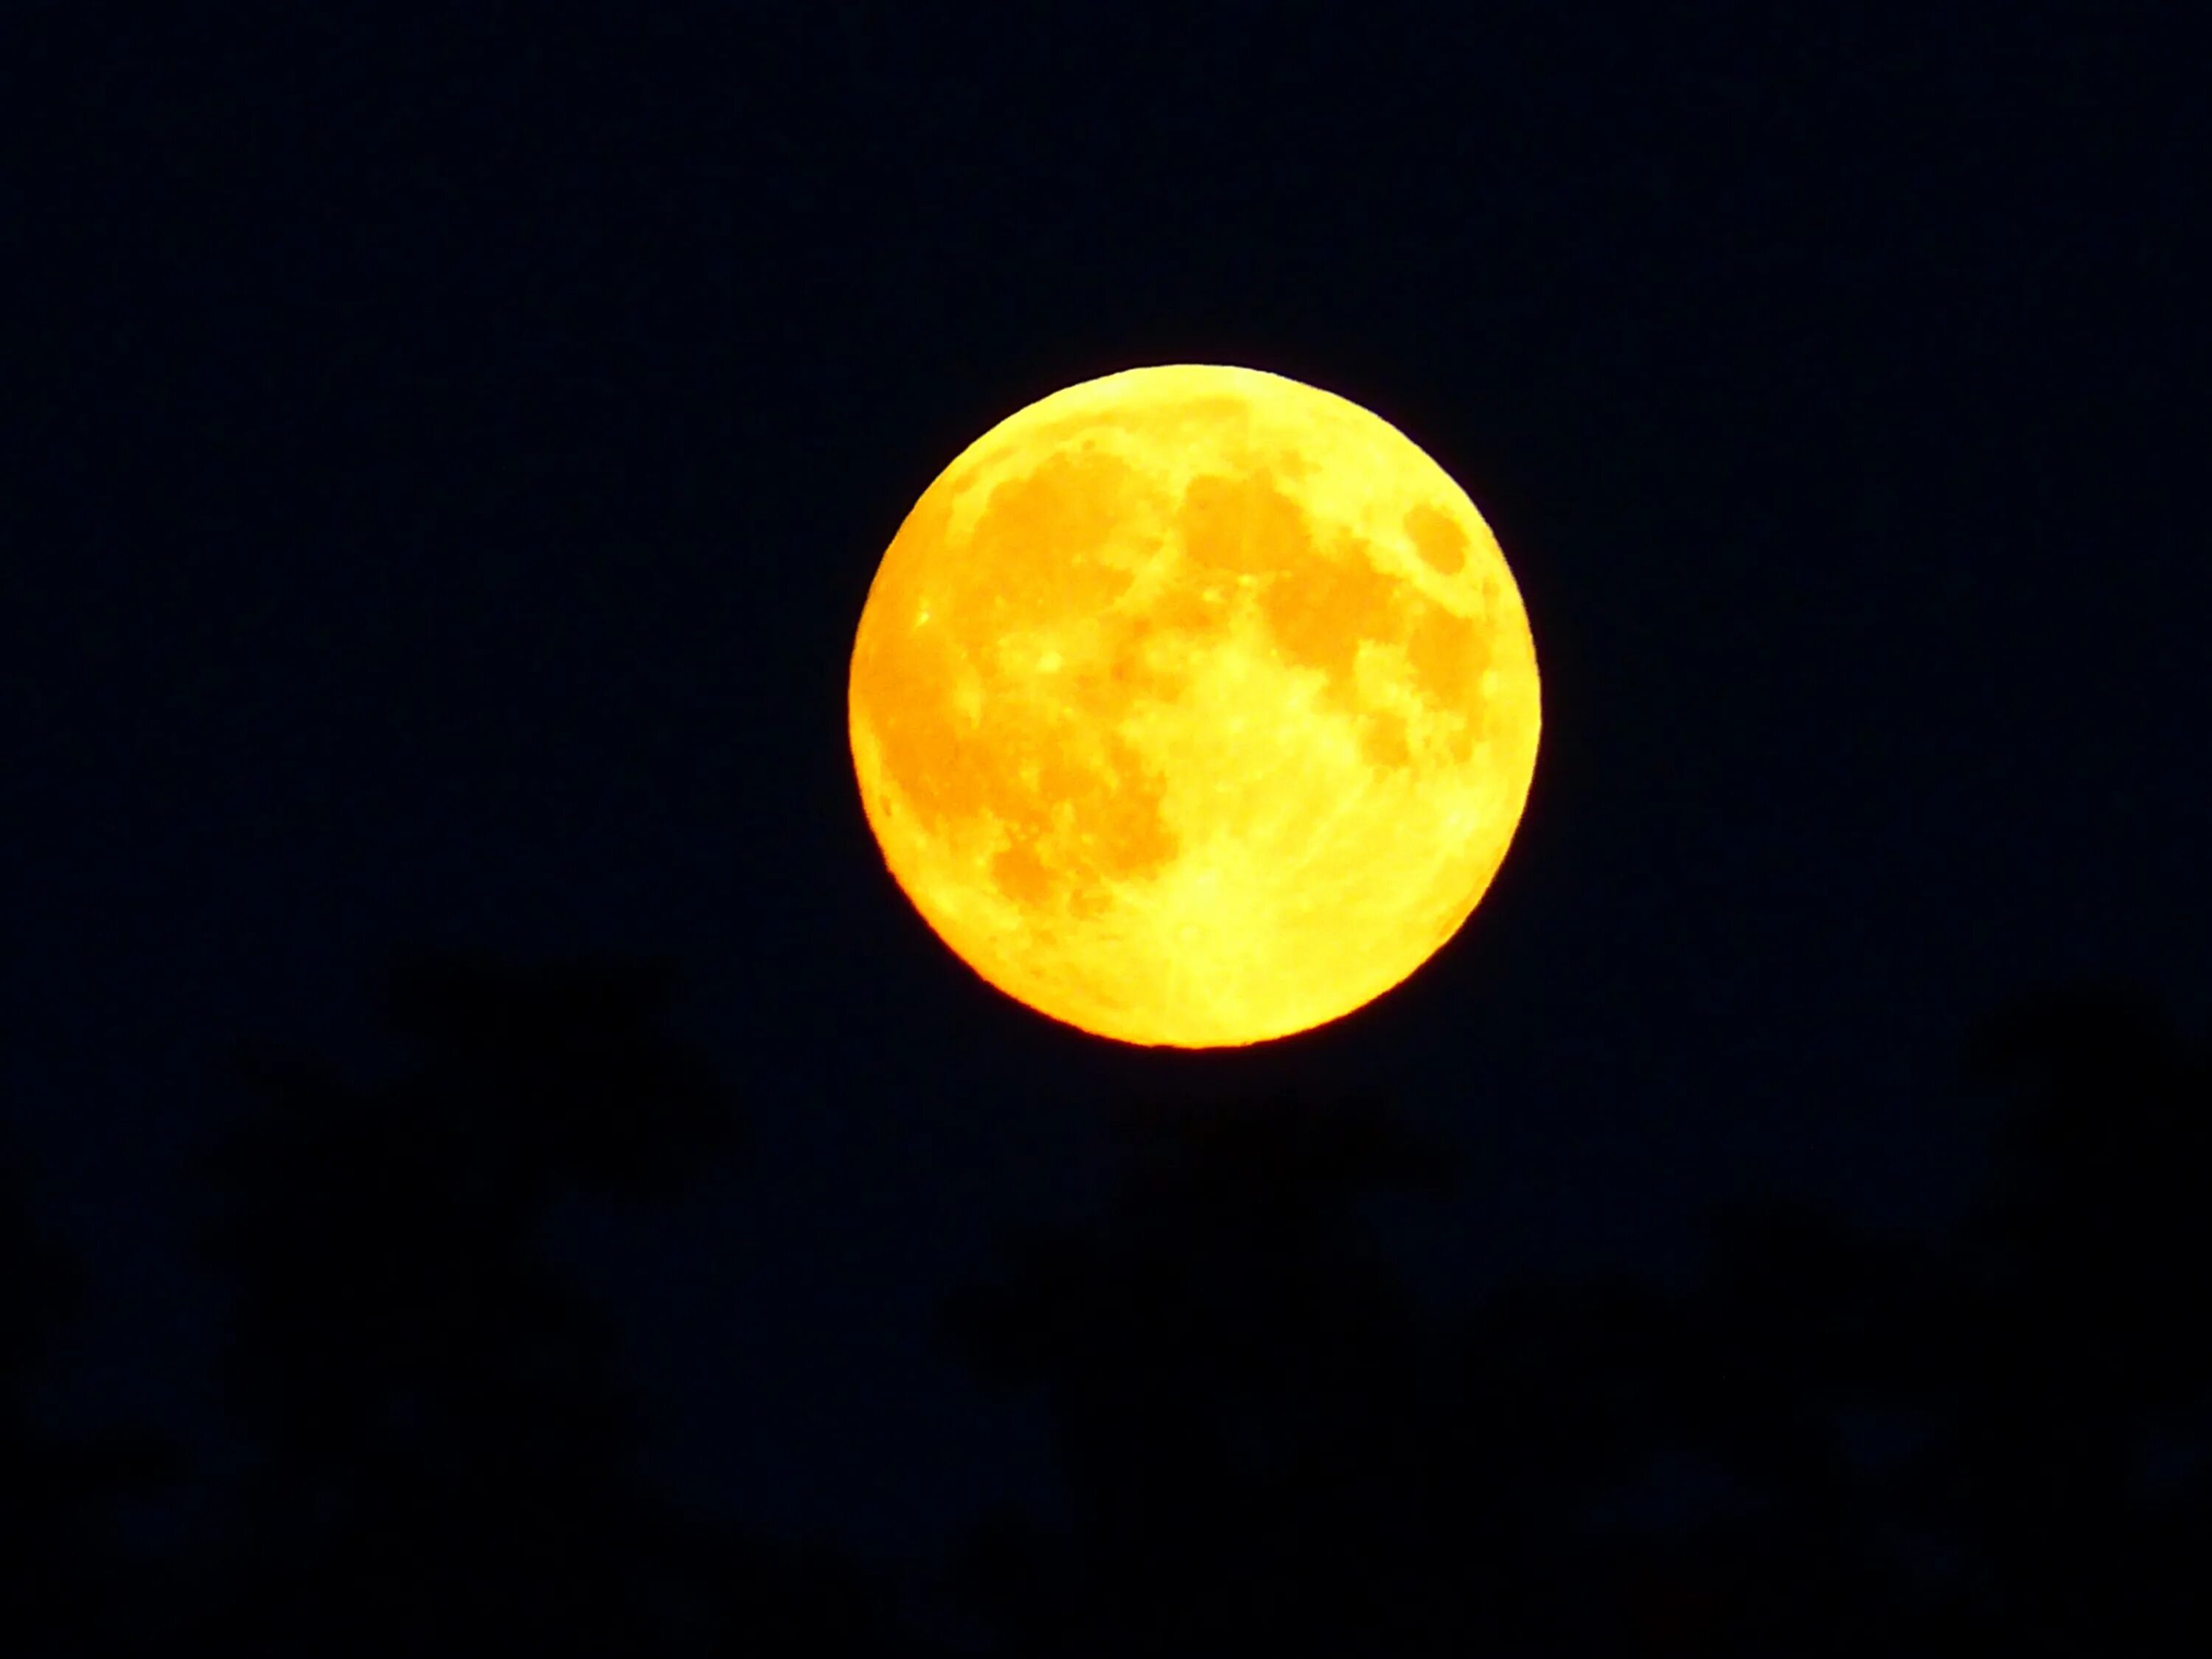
[847,364,1540,1047]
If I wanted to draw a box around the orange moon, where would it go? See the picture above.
[848,364,1540,1048]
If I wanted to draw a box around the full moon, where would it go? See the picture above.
[848,364,1540,1048]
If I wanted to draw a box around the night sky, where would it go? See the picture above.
[10,0,2208,1586]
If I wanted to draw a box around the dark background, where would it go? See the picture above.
[7,2,2207,1651]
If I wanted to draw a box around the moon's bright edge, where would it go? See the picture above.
[849,364,1540,1047]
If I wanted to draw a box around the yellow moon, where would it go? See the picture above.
[848,364,1540,1048]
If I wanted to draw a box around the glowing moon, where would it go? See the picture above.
[848,364,1540,1048]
